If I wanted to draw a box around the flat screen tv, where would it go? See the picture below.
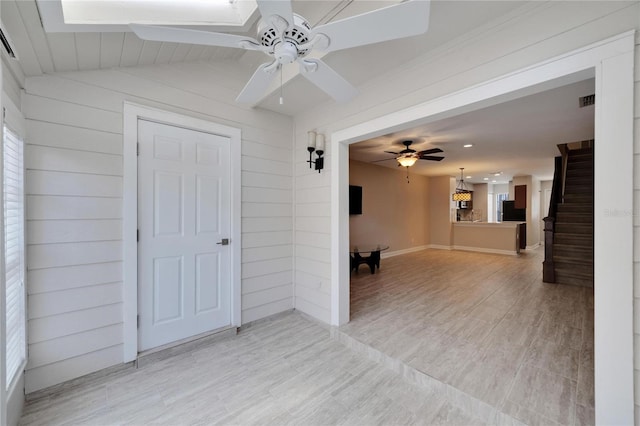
[349,185,362,215]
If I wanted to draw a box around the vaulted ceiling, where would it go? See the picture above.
[2,0,526,115]
[0,1,618,182]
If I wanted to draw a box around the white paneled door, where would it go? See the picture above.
[138,119,231,351]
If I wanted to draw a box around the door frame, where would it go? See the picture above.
[122,102,241,362]
[331,31,634,423]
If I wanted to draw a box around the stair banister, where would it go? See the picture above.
[543,155,565,283]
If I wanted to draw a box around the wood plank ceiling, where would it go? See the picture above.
[2,0,249,77]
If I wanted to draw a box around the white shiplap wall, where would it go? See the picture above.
[633,31,640,422]
[23,61,293,393]
[293,1,640,326]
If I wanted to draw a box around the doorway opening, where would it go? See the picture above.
[331,33,634,422]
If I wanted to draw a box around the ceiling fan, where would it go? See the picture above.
[130,0,431,104]
[380,140,444,167]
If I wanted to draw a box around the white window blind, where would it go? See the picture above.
[3,123,25,389]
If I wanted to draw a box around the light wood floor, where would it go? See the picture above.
[345,247,594,426]
[20,311,490,426]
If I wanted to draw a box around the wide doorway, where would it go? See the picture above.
[137,119,232,351]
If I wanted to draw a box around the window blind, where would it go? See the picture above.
[3,123,25,389]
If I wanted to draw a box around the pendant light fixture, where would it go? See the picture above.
[452,167,472,201]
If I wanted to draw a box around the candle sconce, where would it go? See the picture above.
[307,131,325,173]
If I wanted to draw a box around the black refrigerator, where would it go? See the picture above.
[502,200,526,222]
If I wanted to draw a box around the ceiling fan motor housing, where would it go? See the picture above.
[258,14,312,58]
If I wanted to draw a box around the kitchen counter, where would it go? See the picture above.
[452,221,525,255]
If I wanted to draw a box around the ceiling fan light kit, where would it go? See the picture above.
[307,131,325,173]
[130,0,431,105]
[397,154,418,168]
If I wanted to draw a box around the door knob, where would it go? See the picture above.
[217,238,230,246]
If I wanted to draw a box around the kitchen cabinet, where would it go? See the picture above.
[514,185,527,209]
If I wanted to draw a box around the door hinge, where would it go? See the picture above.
[137,229,139,242]
[137,315,140,328]
[137,143,140,156]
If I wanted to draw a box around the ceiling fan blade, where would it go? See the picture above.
[130,24,263,50]
[256,0,294,31]
[236,62,279,104]
[419,156,445,161]
[384,151,400,155]
[371,158,396,163]
[298,59,358,103]
[418,148,444,155]
[311,0,430,53]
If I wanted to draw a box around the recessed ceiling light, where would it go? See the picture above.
[492,180,497,183]
[483,177,489,181]
[493,172,502,176]
[466,176,472,179]
[463,144,473,148]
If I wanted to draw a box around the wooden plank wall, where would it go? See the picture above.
[22,61,294,393]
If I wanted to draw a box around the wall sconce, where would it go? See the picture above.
[307,131,325,173]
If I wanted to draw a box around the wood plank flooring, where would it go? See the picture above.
[344,248,594,426]
[20,312,489,426]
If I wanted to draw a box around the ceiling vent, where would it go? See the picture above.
[579,94,595,108]
[0,25,16,59]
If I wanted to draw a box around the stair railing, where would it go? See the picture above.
[543,154,565,283]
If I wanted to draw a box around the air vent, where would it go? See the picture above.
[579,94,595,108]
[0,26,16,59]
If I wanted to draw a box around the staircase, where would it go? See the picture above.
[552,148,593,287]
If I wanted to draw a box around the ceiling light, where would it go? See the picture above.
[466,176,472,179]
[463,144,473,148]
[452,168,472,202]
[493,172,502,176]
[483,177,489,181]
[397,154,418,168]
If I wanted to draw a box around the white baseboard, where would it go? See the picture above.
[427,244,452,251]
[381,245,429,259]
[381,244,519,256]
[525,243,540,250]
[452,245,518,256]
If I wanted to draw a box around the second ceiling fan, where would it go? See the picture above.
[381,140,444,168]
[130,0,431,104]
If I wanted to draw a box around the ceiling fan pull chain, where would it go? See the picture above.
[406,167,410,184]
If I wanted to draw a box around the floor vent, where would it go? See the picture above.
[0,26,16,59]
[579,94,595,108]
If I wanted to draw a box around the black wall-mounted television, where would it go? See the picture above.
[349,185,362,215]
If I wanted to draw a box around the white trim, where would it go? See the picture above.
[525,243,540,251]
[331,31,635,423]
[453,222,519,228]
[380,245,429,259]
[451,246,518,256]
[122,102,242,363]
[427,244,452,251]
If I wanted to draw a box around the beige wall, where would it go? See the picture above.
[428,175,456,247]
[452,223,519,254]
[511,175,541,247]
[473,183,489,222]
[540,180,553,242]
[349,160,430,252]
